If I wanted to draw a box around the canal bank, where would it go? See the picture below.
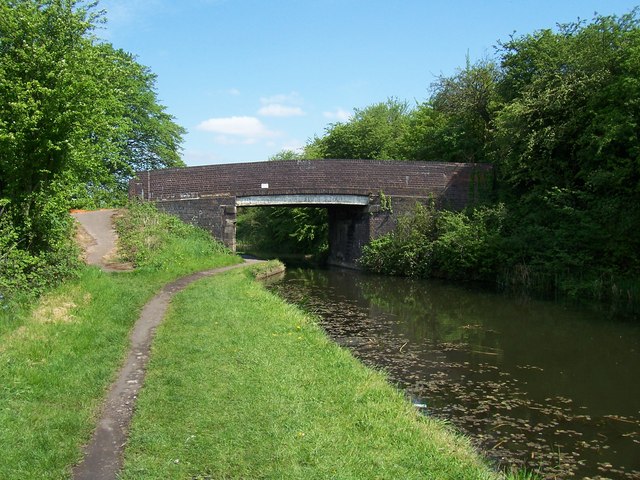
[1,205,513,479]
[118,265,503,479]
[267,267,640,479]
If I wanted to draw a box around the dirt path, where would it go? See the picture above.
[71,209,131,272]
[70,210,258,479]
[72,263,253,480]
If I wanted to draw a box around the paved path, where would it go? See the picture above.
[71,209,124,272]
[70,209,257,479]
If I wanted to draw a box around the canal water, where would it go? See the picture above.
[266,267,640,479]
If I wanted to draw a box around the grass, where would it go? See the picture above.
[1,202,506,479]
[0,203,239,479]
[120,267,499,480]
[249,259,286,280]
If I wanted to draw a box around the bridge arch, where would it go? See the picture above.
[129,159,492,267]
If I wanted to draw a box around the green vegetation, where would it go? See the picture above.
[120,266,499,480]
[0,0,185,303]
[309,98,411,160]
[275,10,639,311]
[360,201,506,282]
[236,150,329,259]
[249,258,286,280]
[237,205,328,257]
[0,203,512,479]
[0,203,237,479]
[3,3,636,313]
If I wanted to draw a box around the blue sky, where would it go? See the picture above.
[96,0,639,166]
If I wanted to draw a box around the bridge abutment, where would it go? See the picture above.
[327,205,370,268]
[155,197,238,252]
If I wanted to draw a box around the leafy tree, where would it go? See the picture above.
[400,59,500,163]
[91,44,186,199]
[0,0,185,208]
[493,10,640,286]
[0,0,185,299]
[310,98,410,159]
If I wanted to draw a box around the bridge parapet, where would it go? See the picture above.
[129,159,491,207]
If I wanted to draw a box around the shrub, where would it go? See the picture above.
[359,202,506,282]
[0,198,80,304]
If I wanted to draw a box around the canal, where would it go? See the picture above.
[266,267,640,479]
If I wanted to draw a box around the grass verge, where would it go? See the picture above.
[120,267,499,480]
[249,259,286,280]
[0,203,239,479]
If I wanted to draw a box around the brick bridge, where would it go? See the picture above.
[129,159,492,267]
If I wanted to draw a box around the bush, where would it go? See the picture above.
[0,198,80,304]
[432,204,506,281]
[359,202,506,282]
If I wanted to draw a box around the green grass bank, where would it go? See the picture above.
[119,263,499,480]
[0,203,239,479]
[1,203,511,479]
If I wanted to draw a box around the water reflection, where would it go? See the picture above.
[267,268,640,479]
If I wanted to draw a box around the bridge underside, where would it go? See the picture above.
[238,195,372,267]
[236,194,369,207]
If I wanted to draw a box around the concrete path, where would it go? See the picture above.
[70,209,257,479]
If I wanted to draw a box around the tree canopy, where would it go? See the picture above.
[308,98,410,160]
[0,0,185,299]
[300,9,640,307]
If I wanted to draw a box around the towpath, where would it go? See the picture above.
[70,210,254,480]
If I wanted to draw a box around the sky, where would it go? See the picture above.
[96,0,639,166]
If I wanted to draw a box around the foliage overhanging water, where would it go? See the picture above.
[266,267,640,479]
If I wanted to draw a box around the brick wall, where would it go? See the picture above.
[129,159,493,209]
[130,159,493,267]
[155,197,237,250]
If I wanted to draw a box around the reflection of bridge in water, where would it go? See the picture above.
[129,159,492,268]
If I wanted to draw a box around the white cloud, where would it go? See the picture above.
[281,140,305,153]
[257,92,305,117]
[323,108,352,122]
[197,116,280,144]
[197,116,275,136]
[257,104,305,117]
[227,88,241,96]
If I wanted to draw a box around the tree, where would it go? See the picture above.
[400,59,500,163]
[493,10,640,278]
[310,98,410,160]
[93,44,186,195]
[0,0,185,207]
[0,0,185,298]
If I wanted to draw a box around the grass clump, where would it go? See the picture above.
[121,268,499,480]
[0,203,238,480]
[249,259,286,280]
[116,201,237,274]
